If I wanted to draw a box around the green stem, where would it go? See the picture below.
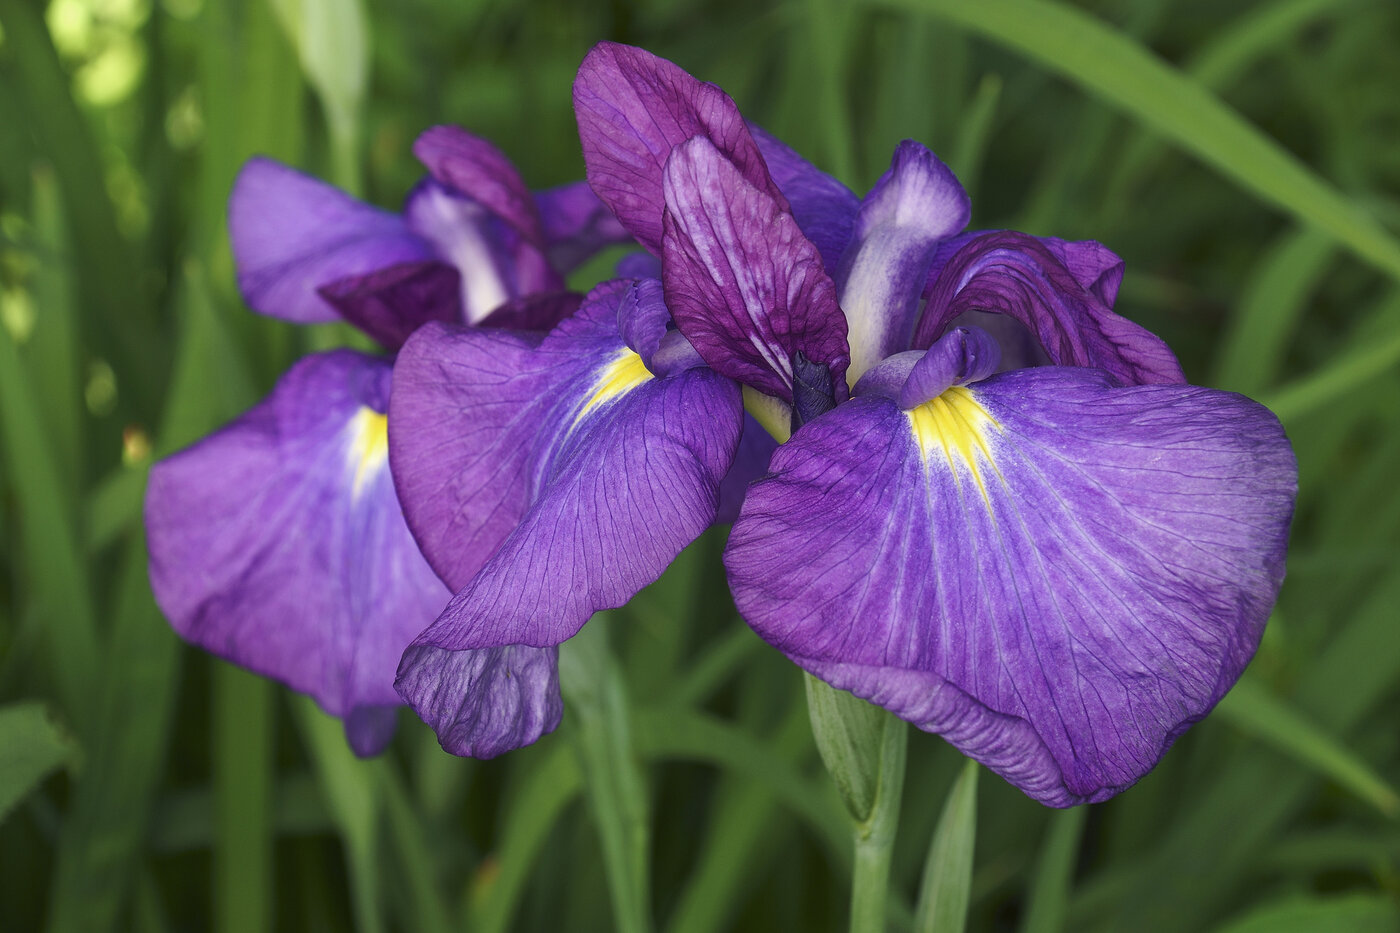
[849,714,908,933]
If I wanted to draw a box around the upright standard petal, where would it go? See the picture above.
[534,180,632,273]
[145,351,450,755]
[573,41,783,254]
[749,125,860,274]
[662,136,849,409]
[391,282,744,756]
[838,140,971,386]
[230,157,433,324]
[726,367,1295,805]
[318,260,462,351]
[915,231,1184,386]
[414,125,546,249]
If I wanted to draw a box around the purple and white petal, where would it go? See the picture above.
[662,136,848,405]
[230,157,432,324]
[726,367,1295,805]
[535,180,633,273]
[838,141,971,385]
[391,282,744,755]
[145,351,450,754]
[413,125,546,248]
[749,124,859,274]
[318,260,462,351]
[573,42,783,254]
[915,231,1184,386]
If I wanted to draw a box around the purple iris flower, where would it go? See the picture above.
[568,43,1297,806]
[145,126,624,756]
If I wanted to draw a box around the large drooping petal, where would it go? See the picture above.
[573,41,783,254]
[914,231,1184,386]
[837,140,971,386]
[145,351,450,755]
[391,281,744,756]
[230,158,433,324]
[662,136,848,408]
[726,366,1295,805]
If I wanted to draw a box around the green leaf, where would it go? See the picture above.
[1019,806,1086,933]
[559,615,653,933]
[914,759,978,933]
[869,0,1400,285]
[0,701,76,824]
[1212,893,1400,933]
[1216,675,1400,817]
[213,666,273,933]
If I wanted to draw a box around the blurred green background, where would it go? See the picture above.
[2,0,1399,930]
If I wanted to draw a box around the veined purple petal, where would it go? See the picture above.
[573,41,783,254]
[145,351,450,755]
[395,644,562,759]
[414,125,546,248]
[749,124,859,274]
[727,367,1295,805]
[662,136,849,406]
[535,180,632,273]
[476,291,584,333]
[915,231,1183,385]
[838,141,971,385]
[391,281,743,756]
[923,233,1126,306]
[230,157,433,324]
[318,260,462,351]
[617,277,670,366]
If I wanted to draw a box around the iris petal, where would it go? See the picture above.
[229,158,433,324]
[726,366,1295,805]
[391,282,744,756]
[661,136,849,405]
[145,351,450,755]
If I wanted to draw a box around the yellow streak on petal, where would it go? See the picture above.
[576,348,653,422]
[348,406,389,499]
[906,387,1000,501]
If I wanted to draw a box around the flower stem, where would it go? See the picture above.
[848,711,908,933]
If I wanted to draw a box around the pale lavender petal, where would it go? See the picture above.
[230,157,432,323]
[413,125,545,247]
[915,231,1182,385]
[573,41,783,254]
[662,136,848,405]
[749,124,859,273]
[727,367,1295,805]
[535,180,632,272]
[146,351,450,735]
[318,261,462,351]
[395,645,562,758]
[838,140,970,384]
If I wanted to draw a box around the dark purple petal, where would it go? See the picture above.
[915,231,1183,385]
[391,282,743,755]
[923,233,1126,306]
[146,351,450,732]
[230,157,433,323]
[838,141,970,384]
[661,136,848,404]
[727,367,1295,805]
[395,645,562,758]
[749,124,859,273]
[535,180,632,273]
[573,42,783,254]
[714,414,778,525]
[476,291,584,332]
[318,261,462,351]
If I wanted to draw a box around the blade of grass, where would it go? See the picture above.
[870,0,1400,285]
[914,759,978,933]
[1018,806,1087,933]
[560,615,654,933]
[0,701,77,824]
[213,666,273,933]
